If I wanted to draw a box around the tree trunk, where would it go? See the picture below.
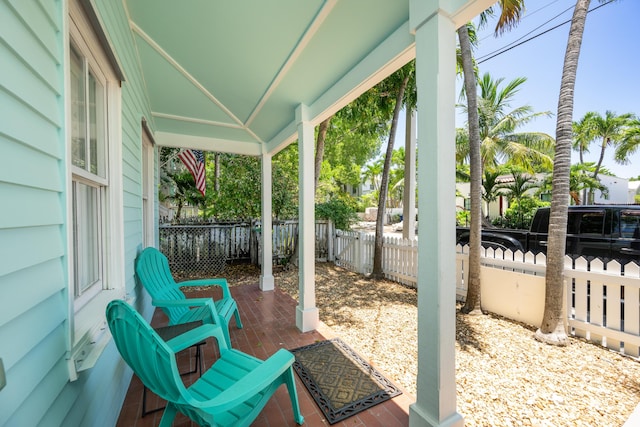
[592,136,608,180]
[214,153,220,192]
[536,0,590,346]
[314,117,331,193]
[458,25,483,314]
[371,74,410,278]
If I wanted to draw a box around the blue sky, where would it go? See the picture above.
[396,0,639,180]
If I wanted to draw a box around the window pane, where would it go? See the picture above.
[88,71,106,177]
[70,47,86,169]
[621,210,640,238]
[73,182,101,296]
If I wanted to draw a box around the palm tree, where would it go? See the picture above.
[362,159,384,193]
[572,113,594,165]
[536,0,592,346]
[497,170,539,229]
[539,163,609,205]
[615,122,640,164]
[482,168,506,217]
[388,147,406,209]
[457,23,484,313]
[371,63,414,279]
[457,0,525,314]
[585,111,636,180]
[475,73,555,171]
[572,113,596,203]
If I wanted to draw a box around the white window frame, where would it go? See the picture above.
[142,125,156,248]
[66,0,125,380]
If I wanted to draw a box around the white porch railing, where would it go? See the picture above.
[334,231,640,358]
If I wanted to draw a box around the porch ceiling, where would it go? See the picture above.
[125,0,414,155]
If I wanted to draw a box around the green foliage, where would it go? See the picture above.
[204,146,299,220]
[206,154,261,219]
[315,197,359,231]
[497,197,549,230]
[456,72,555,173]
[314,89,393,201]
[456,209,471,227]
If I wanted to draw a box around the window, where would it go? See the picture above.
[621,210,640,238]
[142,126,155,247]
[577,212,605,236]
[464,198,471,210]
[70,43,107,308]
[67,0,124,378]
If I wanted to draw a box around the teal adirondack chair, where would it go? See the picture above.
[106,300,304,427]
[135,247,242,348]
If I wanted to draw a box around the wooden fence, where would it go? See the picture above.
[159,220,334,272]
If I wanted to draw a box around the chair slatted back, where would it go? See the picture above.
[135,247,189,321]
[106,300,187,404]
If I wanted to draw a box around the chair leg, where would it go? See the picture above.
[142,385,165,417]
[284,367,304,425]
[221,318,232,348]
[233,305,242,329]
[141,344,204,417]
[158,403,178,427]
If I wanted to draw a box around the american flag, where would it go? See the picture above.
[178,149,206,196]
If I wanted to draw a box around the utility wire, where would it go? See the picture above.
[477,2,575,61]
[477,0,615,65]
[478,0,565,43]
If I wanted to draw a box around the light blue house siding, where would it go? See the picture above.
[0,1,154,425]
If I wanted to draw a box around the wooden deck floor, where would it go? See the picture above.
[115,283,413,426]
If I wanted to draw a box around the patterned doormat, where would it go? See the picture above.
[290,338,402,424]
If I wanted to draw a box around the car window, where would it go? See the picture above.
[621,210,640,238]
[578,212,605,235]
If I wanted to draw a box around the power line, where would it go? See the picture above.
[478,0,565,43]
[477,1,615,65]
[477,2,575,61]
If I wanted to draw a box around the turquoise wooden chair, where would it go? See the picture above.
[135,247,242,348]
[107,300,304,427]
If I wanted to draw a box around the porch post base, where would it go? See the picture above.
[260,275,274,291]
[296,306,319,332]
[409,403,464,427]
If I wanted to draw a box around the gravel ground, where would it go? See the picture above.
[221,262,640,426]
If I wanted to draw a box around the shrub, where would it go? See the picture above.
[315,198,359,230]
[501,197,549,229]
[456,210,470,227]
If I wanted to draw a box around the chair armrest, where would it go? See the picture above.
[165,324,228,352]
[152,297,214,308]
[153,298,222,326]
[196,349,294,412]
[179,278,231,299]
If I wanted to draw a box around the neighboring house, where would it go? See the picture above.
[0,1,494,426]
[628,181,640,204]
[595,175,629,205]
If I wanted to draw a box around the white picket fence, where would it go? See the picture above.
[456,245,640,357]
[334,231,640,358]
[334,231,418,286]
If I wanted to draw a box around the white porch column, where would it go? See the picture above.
[409,4,463,427]
[260,151,274,291]
[295,104,319,332]
[403,109,417,240]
